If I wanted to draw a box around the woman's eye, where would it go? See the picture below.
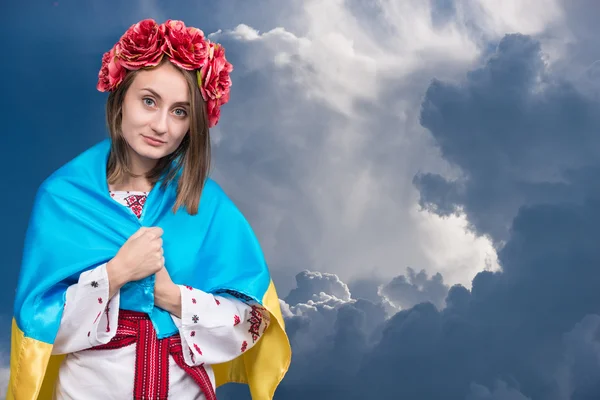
[174,109,187,117]
[143,98,155,107]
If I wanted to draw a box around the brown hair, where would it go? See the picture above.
[105,59,211,215]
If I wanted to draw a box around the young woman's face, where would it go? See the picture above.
[121,61,191,164]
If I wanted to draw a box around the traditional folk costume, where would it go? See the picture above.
[7,18,291,400]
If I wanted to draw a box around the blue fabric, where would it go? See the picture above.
[14,139,271,342]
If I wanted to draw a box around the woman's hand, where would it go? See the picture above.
[106,227,164,298]
[154,266,182,318]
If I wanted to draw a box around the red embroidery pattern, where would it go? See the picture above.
[247,305,263,342]
[215,299,220,305]
[98,297,103,304]
[241,341,247,352]
[190,331,196,337]
[91,310,215,400]
[192,298,197,304]
[185,285,193,290]
[193,343,203,355]
[105,302,111,333]
[124,194,146,218]
[234,315,241,326]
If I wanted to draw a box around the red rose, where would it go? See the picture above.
[97,47,126,92]
[115,19,165,70]
[205,98,221,128]
[199,42,233,127]
[163,20,208,70]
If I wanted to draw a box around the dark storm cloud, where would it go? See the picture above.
[414,33,600,242]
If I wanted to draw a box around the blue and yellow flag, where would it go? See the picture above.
[7,139,291,399]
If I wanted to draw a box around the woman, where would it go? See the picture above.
[6,19,290,400]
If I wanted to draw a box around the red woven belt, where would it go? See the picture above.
[91,309,216,400]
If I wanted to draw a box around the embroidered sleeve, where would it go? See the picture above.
[171,286,271,367]
[51,263,121,355]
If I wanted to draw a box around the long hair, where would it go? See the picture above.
[105,58,211,215]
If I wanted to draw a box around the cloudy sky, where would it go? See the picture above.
[3,0,600,398]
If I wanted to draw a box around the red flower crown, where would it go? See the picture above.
[97,19,233,128]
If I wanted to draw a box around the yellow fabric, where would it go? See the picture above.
[6,318,64,400]
[6,280,291,400]
[213,280,292,399]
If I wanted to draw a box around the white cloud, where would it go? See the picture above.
[458,0,563,37]
[412,205,500,287]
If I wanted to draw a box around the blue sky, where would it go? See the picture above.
[3,0,600,398]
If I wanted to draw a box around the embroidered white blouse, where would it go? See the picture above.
[51,191,270,399]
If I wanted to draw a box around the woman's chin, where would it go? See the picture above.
[131,145,166,162]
